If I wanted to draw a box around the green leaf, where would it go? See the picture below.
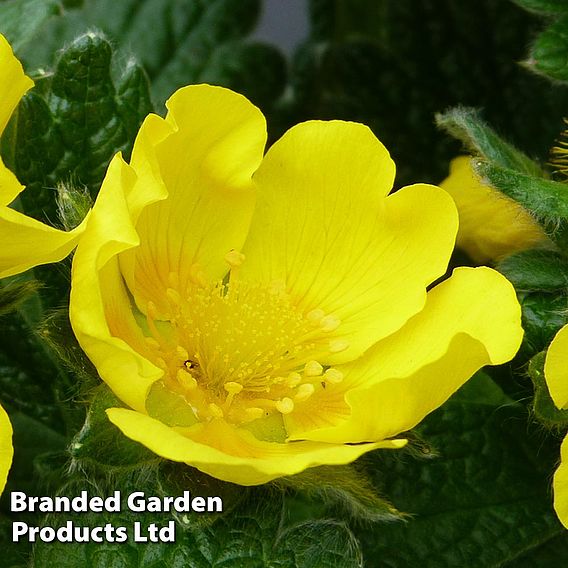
[528,351,568,426]
[31,493,363,568]
[512,0,568,14]
[519,292,568,357]
[497,249,568,291]
[357,388,566,566]
[435,107,543,176]
[0,0,61,52]
[275,464,402,524]
[20,0,286,109]
[528,15,568,81]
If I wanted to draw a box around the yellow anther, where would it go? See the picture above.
[208,403,224,419]
[295,383,315,402]
[224,381,244,395]
[320,315,341,332]
[189,263,206,287]
[243,407,265,422]
[306,309,325,325]
[275,397,295,414]
[176,345,189,361]
[225,249,245,268]
[166,287,181,306]
[323,368,344,384]
[147,300,159,320]
[287,372,302,387]
[329,339,349,353]
[176,369,197,390]
[304,360,323,377]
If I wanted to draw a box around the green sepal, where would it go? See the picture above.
[497,249,568,292]
[56,182,92,231]
[274,463,404,524]
[0,280,41,317]
[435,107,543,176]
[528,351,568,427]
[527,15,568,82]
[0,0,61,52]
[69,385,160,473]
[512,0,568,14]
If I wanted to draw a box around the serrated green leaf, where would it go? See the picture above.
[498,249,568,291]
[358,392,566,567]
[512,0,568,14]
[0,0,61,52]
[529,351,568,426]
[20,0,286,109]
[529,15,568,81]
[435,107,544,176]
[31,493,363,568]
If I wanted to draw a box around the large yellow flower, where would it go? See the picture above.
[0,33,87,278]
[440,156,549,263]
[70,85,523,485]
[0,403,13,494]
[544,324,568,529]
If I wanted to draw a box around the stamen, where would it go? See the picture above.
[320,315,341,332]
[323,368,344,384]
[329,339,349,353]
[176,369,197,390]
[304,360,323,377]
[306,309,325,325]
[295,383,315,402]
[208,403,224,419]
[287,372,302,387]
[275,397,294,414]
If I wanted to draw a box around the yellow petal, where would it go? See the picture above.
[440,156,549,263]
[0,403,13,495]
[0,206,89,278]
[292,266,522,443]
[0,33,33,206]
[106,407,404,485]
[122,85,266,312]
[544,324,568,410]
[242,120,457,363]
[70,155,162,412]
[553,435,568,529]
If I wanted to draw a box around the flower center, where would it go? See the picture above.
[142,252,348,427]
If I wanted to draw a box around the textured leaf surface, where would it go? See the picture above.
[20,0,286,108]
[358,380,567,567]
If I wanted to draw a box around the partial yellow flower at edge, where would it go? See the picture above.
[0,403,13,494]
[544,324,568,529]
[0,33,88,279]
[70,84,523,485]
[440,156,550,263]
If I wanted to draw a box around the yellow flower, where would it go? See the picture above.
[0,33,87,279]
[0,403,13,494]
[544,324,568,529]
[70,85,523,485]
[440,156,549,263]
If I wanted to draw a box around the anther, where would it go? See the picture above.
[275,397,295,414]
[306,309,325,325]
[329,339,349,353]
[323,368,344,384]
[176,369,197,390]
[224,382,243,395]
[304,360,323,377]
[243,407,265,422]
[147,300,159,320]
[225,249,245,268]
[287,372,302,387]
[208,403,224,419]
[295,383,315,402]
[166,287,181,306]
[320,315,341,332]
[176,345,189,361]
